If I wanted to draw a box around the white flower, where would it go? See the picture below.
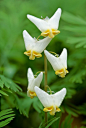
[27,8,61,38]
[23,30,51,60]
[44,48,68,78]
[27,68,43,99]
[35,86,66,115]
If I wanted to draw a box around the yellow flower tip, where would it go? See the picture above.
[43,106,53,112]
[49,107,61,115]
[60,74,65,78]
[24,50,42,60]
[55,69,64,75]
[56,107,61,112]
[43,106,60,115]
[30,96,34,99]
[29,55,35,60]
[24,51,30,56]
[55,68,68,78]
[33,51,42,58]
[43,108,48,112]
[24,50,31,56]
[66,69,69,74]
[41,29,60,38]
[52,29,60,35]
[49,111,55,116]
[29,91,37,99]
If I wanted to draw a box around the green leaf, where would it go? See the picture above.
[62,26,86,34]
[39,117,59,128]
[0,113,14,120]
[0,75,22,92]
[66,37,86,48]
[80,126,86,128]
[0,109,15,128]
[33,98,42,113]
[14,94,33,117]
[75,41,86,48]
[60,115,73,128]
[0,79,4,88]
[62,11,86,25]
[67,37,86,44]
[45,117,59,128]
[0,90,8,96]
[0,109,14,118]
[0,117,14,127]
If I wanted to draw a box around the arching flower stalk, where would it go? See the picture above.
[27,68,43,99]
[23,7,68,127]
[27,8,61,38]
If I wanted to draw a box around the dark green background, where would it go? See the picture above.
[0,0,86,128]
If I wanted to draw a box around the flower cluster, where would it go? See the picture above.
[23,8,68,115]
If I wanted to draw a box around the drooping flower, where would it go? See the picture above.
[27,8,61,38]
[27,68,43,99]
[44,48,68,78]
[23,30,51,60]
[35,86,66,115]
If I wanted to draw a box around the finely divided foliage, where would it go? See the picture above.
[0,75,22,94]
[0,109,15,128]
[1,0,86,127]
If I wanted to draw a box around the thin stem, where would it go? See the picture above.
[0,87,1,111]
[37,35,41,40]
[34,71,45,78]
[46,85,52,94]
[49,51,59,57]
[44,50,48,126]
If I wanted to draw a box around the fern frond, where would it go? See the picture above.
[0,75,22,92]
[60,115,73,128]
[61,11,86,48]
[0,90,8,96]
[0,109,15,127]
[61,11,86,25]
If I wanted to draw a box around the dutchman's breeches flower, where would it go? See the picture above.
[35,86,66,115]
[27,68,43,99]
[23,30,51,60]
[44,48,69,78]
[27,8,61,38]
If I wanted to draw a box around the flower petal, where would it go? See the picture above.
[27,14,50,32]
[44,50,63,71]
[34,72,43,88]
[27,78,34,91]
[53,88,66,107]
[35,86,53,108]
[23,30,51,54]
[23,30,35,51]
[34,37,51,53]
[27,90,30,97]
[27,68,34,82]
[60,48,67,68]
[27,69,43,93]
[49,8,61,29]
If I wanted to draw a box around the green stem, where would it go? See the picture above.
[34,71,45,78]
[0,87,1,111]
[44,50,48,126]
[37,34,41,40]
[49,51,59,57]
[46,85,52,94]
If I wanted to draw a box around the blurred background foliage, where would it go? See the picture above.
[0,0,86,128]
